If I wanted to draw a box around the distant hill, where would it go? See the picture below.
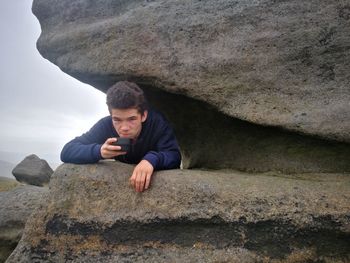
[0,176,20,191]
[0,160,16,179]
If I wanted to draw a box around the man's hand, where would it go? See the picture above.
[100,138,127,159]
[130,160,154,192]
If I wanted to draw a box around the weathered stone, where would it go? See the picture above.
[0,184,48,262]
[146,87,350,172]
[6,162,350,262]
[32,0,350,143]
[12,154,53,186]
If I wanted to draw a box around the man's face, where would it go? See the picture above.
[111,108,148,140]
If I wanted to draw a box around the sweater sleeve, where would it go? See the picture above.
[142,121,181,170]
[60,117,112,164]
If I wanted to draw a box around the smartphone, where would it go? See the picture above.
[113,137,131,152]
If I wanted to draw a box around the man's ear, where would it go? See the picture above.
[141,110,148,122]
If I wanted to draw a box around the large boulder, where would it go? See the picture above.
[0,184,48,262]
[6,162,350,262]
[32,0,350,143]
[31,0,350,172]
[12,154,53,186]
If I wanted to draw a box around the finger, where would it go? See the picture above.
[145,173,152,190]
[141,172,147,192]
[137,171,146,192]
[108,144,122,151]
[101,144,113,159]
[106,137,118,144]
[105,138,122,151]
[104,149,123,159]
[130,171,136,188]
[136,171,142,192]
[101,138,120,158]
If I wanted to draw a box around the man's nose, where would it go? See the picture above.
[120,122,129,131]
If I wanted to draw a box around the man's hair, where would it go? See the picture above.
[106,81,148,114]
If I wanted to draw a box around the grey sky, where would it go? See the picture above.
[0,1,109,167]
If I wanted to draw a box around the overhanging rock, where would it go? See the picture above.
[7,162,350,262]
[31,0,350,173]
[144,86,350,172]
[32,0,350,142]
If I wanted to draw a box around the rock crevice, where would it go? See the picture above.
[144,86,350,173]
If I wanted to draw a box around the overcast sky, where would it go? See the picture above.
[0,1,109,167]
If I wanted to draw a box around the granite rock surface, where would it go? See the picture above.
[0,183,48,262]
[12,154,53,186]
[6,162,350,262]
[32,0,350,142]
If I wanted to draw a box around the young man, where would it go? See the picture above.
[60,81,181,192]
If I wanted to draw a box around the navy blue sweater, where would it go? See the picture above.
[60,110,181,170]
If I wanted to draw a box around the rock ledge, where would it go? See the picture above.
[6,161,350,262]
